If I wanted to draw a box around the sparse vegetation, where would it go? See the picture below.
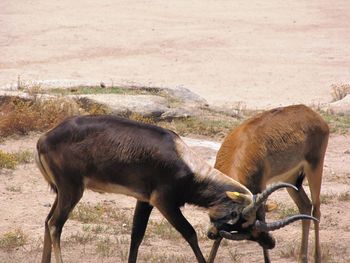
[0,150,18,169]
[139,251,188,263]
[228,249,242,262]
[75,97,110,115]
[320,243,335,263]
[279,244,299,259]
[127,111,241,139]
[320,111,350,134]
[5,186,21,192]
[275,203,299,219]
[70,203,106,224]
[320,193,336,204]
[96,237,114,257]
[0,149,33,169]
[148,219,181,240]
[0,229,27,250]
[279,242,336,262]
[44,86,175,102]
[71,203,133,235]
[47,86,128,96]
[331,83,350,101]
[158,116,240,139]
[13,150,33,164]
[117,246,129,262]
[337,192,350,202]
[129,113,156,125]
[0,96,81,138]
[68,231,94,246]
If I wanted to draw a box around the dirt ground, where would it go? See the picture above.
[1,0,350,108]
[1,1,350,262]
[0,132,349,263]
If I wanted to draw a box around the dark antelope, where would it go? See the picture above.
[35,115,313,263]
[210,104,329,263]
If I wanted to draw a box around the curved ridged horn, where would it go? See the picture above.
[219,230,251,241]
[254,214,319,232]
[242,183,298,218]
[207,237,222,263]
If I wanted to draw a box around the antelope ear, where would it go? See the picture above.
[265,201,278,212]
[226,191,246,204]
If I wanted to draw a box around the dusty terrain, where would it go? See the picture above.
[1,1,350,262]
[1,0,350,108]
[0,132,349,263]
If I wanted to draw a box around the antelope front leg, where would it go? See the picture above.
[128,201,153,263]
[263,249,271,263]
[155,201,206,263]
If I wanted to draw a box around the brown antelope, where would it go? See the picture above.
[35,115,312,263]
[211,104,329,263]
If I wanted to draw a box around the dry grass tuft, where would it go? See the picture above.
[140,251,188,263]
[274,203,299,219]
[228,249,242,262]
[129,113,156,125]
[320,243,336,263]
[70,203,106,224]
[148,219,181,240]
[158,116,239,139]
[0,149,34,169]
[331,84,350,101]
[320,193,336,204]
[337,192,350,202]
[0,96,81,137]
[75,97,111,115]
[5,186,22,192]
[279,244,299,259]
[0,229,28,250]
[0,94,114,138]
[95,237,114,257]
[319,111,350,134]
[0,150,18,169]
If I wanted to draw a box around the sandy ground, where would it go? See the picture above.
[1,1,350,262]
[0,133,349,262]
[1,0,350,108]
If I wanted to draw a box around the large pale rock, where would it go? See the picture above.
[0,81,209,120]
[77,94,169,118]
[164,87,208,106]
[328,95,350,115]
[160,108,193,120]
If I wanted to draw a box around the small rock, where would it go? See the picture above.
[160,108,193,120]
[43,203,52,208]
[344,150,350,154]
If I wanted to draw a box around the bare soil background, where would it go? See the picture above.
[1,0,350,108]
[1,1,350,262]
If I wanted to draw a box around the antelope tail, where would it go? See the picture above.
[35,149,57,193]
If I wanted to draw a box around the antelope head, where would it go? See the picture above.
[206,182,318,261]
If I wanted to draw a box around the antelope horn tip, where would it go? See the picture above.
[280,182,298,191]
